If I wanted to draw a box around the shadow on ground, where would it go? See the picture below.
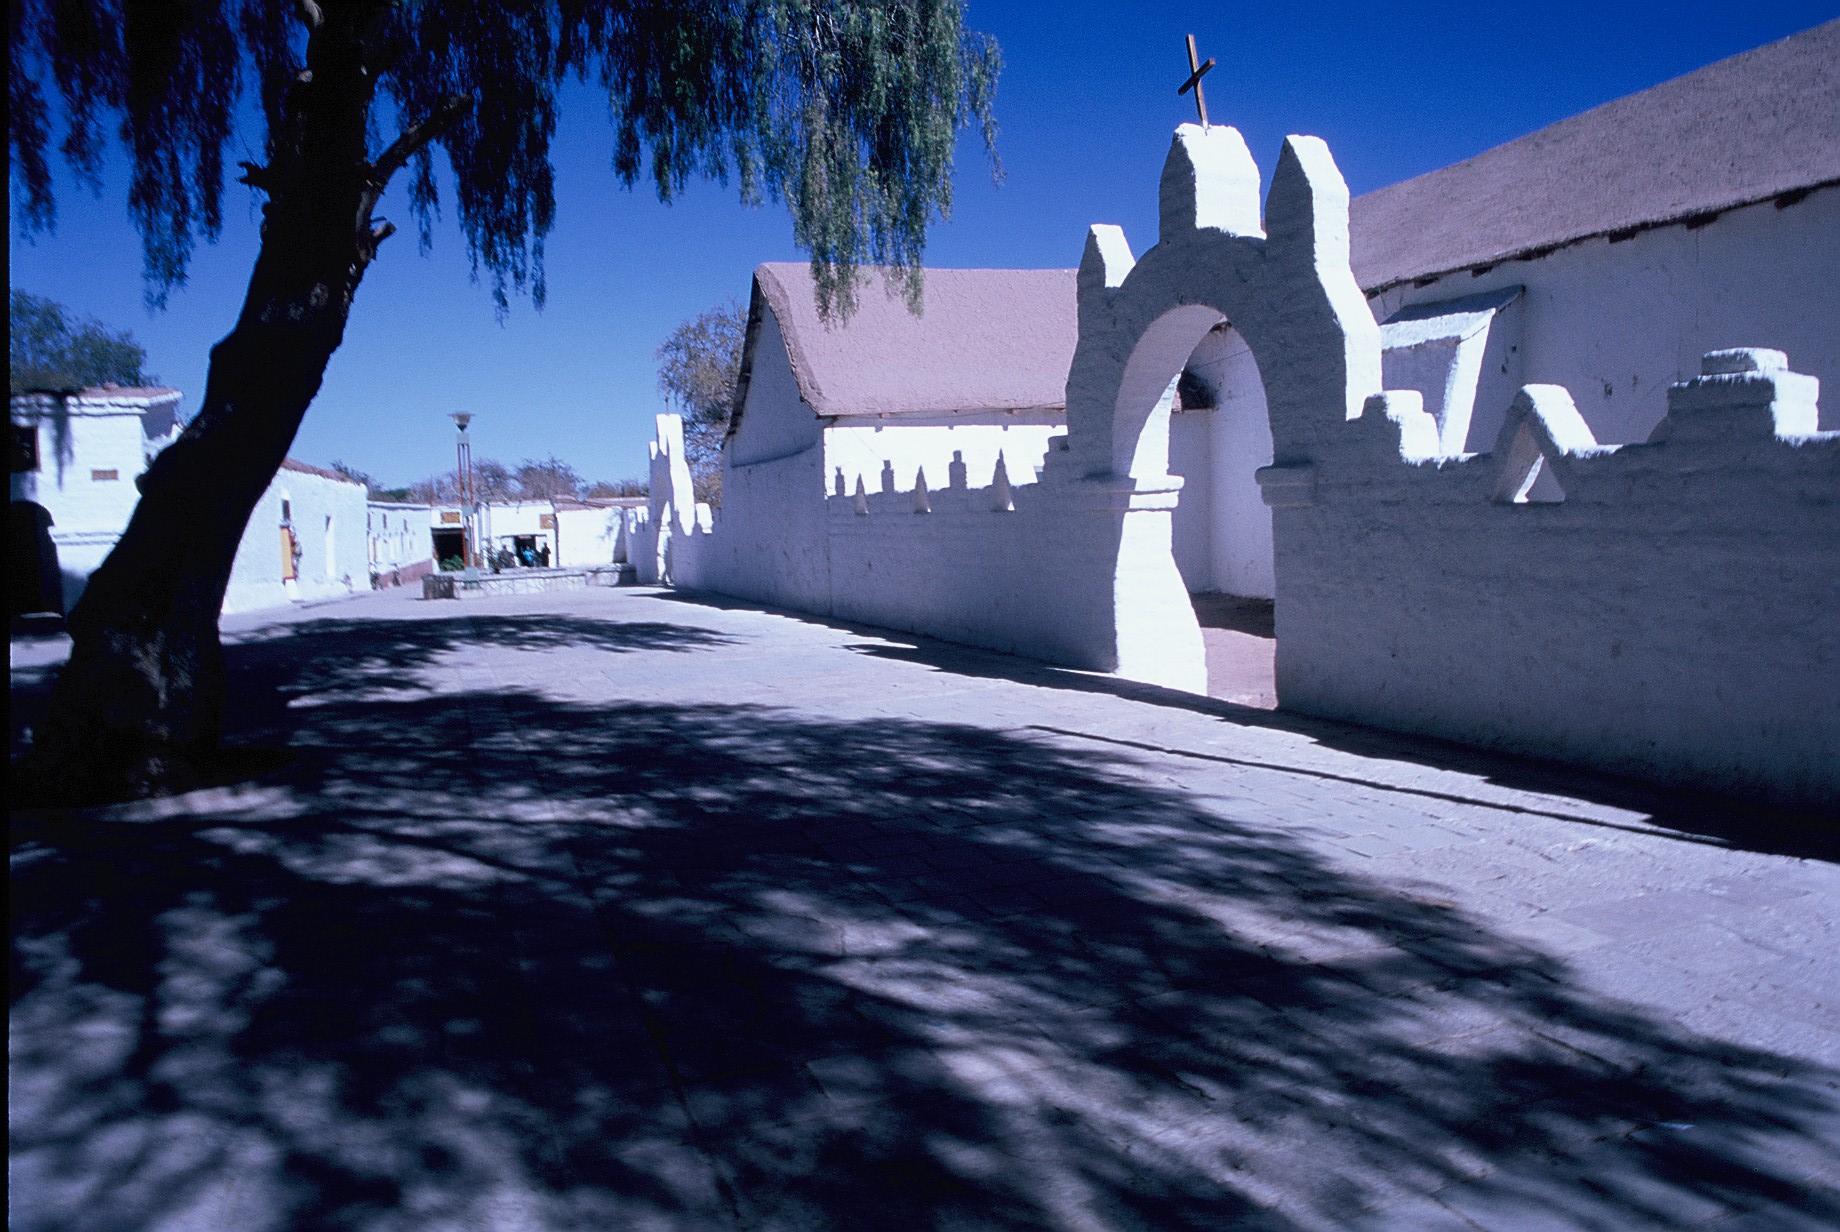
[11,612,1838,1230]
[828,634,1839,866]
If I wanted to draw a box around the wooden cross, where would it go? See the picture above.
[1178,33,1216,127]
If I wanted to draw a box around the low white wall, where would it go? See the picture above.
[822,475,1136,672]
[1267,351,1839,809]
[673,445,830,612]
[554,505,623,567]
[674,453,1201,690]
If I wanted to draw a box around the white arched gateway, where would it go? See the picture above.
[661,124,1385,697]
[1053,125,1385,693]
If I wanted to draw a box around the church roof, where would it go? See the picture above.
[1350,18,1840,291]
[739,264,1079,424]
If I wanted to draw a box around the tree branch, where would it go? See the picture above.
[372,95,470,186]
[295,0,323,31]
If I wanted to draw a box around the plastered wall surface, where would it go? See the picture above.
[727,311,823,467]
[553,506,623,568]
[223,467,369,614]
[367,502,432,579]
[674,444,830,610]
[13,389,183,610]
[1167,409,1212,589]
[825,420,1061,498]
[1368,186,1840,449]
[1168,332,1278,599]
[1268,354,1838,808]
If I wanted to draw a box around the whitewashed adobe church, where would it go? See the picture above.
[630,22,1839,809]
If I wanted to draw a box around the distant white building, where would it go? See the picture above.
[10,386,182,615]
[219,459,369,615]
[9,386,367,617]
[551,497,635,568]
[430,496,636,571]
[367,499,434,589]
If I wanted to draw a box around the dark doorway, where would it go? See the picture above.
[513,535,537,566]
[431,528,465,569]
[8,502,63,618]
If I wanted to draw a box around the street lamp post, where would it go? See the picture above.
[451,412,477,578]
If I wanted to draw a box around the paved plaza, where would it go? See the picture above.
[10,586,1839,1231]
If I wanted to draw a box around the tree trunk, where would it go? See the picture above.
[28,4,421,804]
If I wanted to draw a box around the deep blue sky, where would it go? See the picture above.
[9,2,1834,488]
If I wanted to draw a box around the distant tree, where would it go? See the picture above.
[13,0,1000,802]
[515,455,582,501]
[407,459,514,505]
[406,475,451,506]
[9,291,154,391]
[328,459,376,493]
[586,478,649,499]
[370,484,417,503]
[656,299,748,504]
[472,459,518,503]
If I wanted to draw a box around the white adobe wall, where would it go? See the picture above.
[673,321,831,605]
[1166,408,1211,588]
[367,502,432,572]
[1267,351,1838,809]
[1168,329,1277,598]
[222,468,368,614]
[1368,185,1840,448]
[11,389,183,610]
[825,419,1062,498]
[477,501,557,562]
[553,505,623,567]
[728,311,820,467]
[674,441,829,609]
[1172,187,1838,600]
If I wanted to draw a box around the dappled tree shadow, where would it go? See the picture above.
[11,615,1839,1230]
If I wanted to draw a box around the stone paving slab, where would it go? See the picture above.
[10,585,1839,1231]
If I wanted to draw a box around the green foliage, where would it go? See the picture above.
[9,0,1001,315]
[9,290,153,391]
[657,298,748,503]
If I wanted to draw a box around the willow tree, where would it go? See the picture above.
[10,0,999,802]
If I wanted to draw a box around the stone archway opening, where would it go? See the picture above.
[1111,305,1279,708]
[1171,324,1278,708]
